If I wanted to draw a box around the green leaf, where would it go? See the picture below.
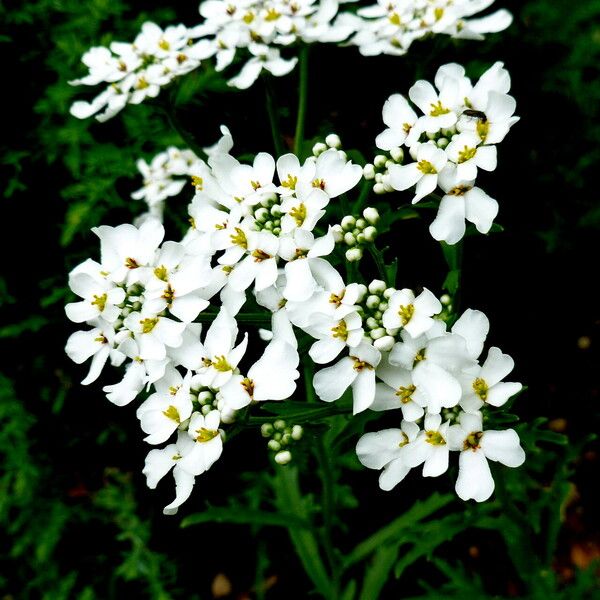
[180,506,310,530]
[272,466,333,598]
[0,316,49,338]
[343,492,454,568]
[359,543,400,600]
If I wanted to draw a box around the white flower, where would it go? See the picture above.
[123,309,186,361]
[313,341,381,414]
[401,413,450,477]
[192,308,248,387]
[409,77,460,133]
[219,338,300,410]
[297,148,363,199]
[65,261,125,324]
[228,44,297,89]
[228,230,280,292]
[382,287,441,338]
[460,347,522,413]
[279,229,336,302]
[307,310,364,364]
[65,323,125,385]
[144,242,212,322]
[375,94,418,151]
[92,219,164,284]
[388,143,448,203]
[429,166,499,245]
[371,358,424,421]
[356,421,420,490]
[177,410,224,475]
[142,432,197,515]
[448,412,525,502]
[136,369,194,445]
[445,132,497,181]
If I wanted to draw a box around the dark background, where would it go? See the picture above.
[1,0,599,597]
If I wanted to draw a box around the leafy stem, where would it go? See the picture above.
[294,45,310,158]
[366,243,389,286]
[264,77,285,158]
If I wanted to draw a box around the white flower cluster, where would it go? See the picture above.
[66,121,525,510]
[356,306,525,502]
[366,61,519,245]
[186,0,355,90]
[132,146,202,222]
[70,23,208,121]
[348,0,512,56]
[70,1,512,119]
[65,127,367,514]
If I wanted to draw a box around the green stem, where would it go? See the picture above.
[366,244,388,286]
[352,180,374,214]
[294,45,310,158]
[305,363,339,598]
[265,78,285,158]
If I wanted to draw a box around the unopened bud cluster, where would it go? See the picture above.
[357,279,398,351]
[313,133,345,160]
[332,207,380,262]
[261,419,304,465]
[252,194,283,235]
[363,149,404,195]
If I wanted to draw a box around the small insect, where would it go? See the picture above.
[461,109,488,123]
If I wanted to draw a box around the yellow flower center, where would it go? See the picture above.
[463,431,483,451]
[196,427,219,443]
[429,101,450,117]
[457,146,477,164]
[425,430,446,446]
[472,378,489,401]
[91,293,107,312]
[290,203,307,226]
[162,405,180,423]
[154,265,168,281]
[331,320,348,341]
[417,160,437,175]
[230,227,248,249]
[396,384,416,404]
[398,303,414,325]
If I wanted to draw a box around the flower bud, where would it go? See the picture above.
[374,154,387,168]
[268,439,281,452]
[374,173,383,183]
[390,147,404,162]
[356,232,365,244]
[368,279,386,294]
[409,146,419,161]
[341,215,356,231]
[198,391,213,404]
[366,294,380,309]
[373,183,386,195]
[437,138,449,149]
[254,207,269,222]
[363,163,376,180]
[366,316,379,330]
[325,133,342,148]
[291,425,303,440]
[370,327,386,340]
[312,142,327,156]
[363,226,377,242]
[385,327,399,336]
[343,232,356,246]
[346,247,363,262]
[383,287,396,299]
[258,328,274,341]
[355,284,368,302]
[274,419,286,431]
[331,224,344,242]
[270,204,282,217]
[274,450,292,465]
[261,423,274,437]
[363,207,380,225]
[378,301,388,312]
[440,294,451,305]
[374,335,395,352]
[385,159,394,169]
[355,218,367,230]
[337,150,347,161]
[383,182,394,193]
[201,405,212,415]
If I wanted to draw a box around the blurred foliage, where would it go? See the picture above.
[1,0,599,597]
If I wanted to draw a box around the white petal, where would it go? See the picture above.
[456,450,494,501]
[429,195,466,245]
[313,357,355,402]
[356,429,403,469]
[481,430,525,467]
[451,308,489,360]
[163,466,195,515]
[487,382,522,407]
[379,458,411,491]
